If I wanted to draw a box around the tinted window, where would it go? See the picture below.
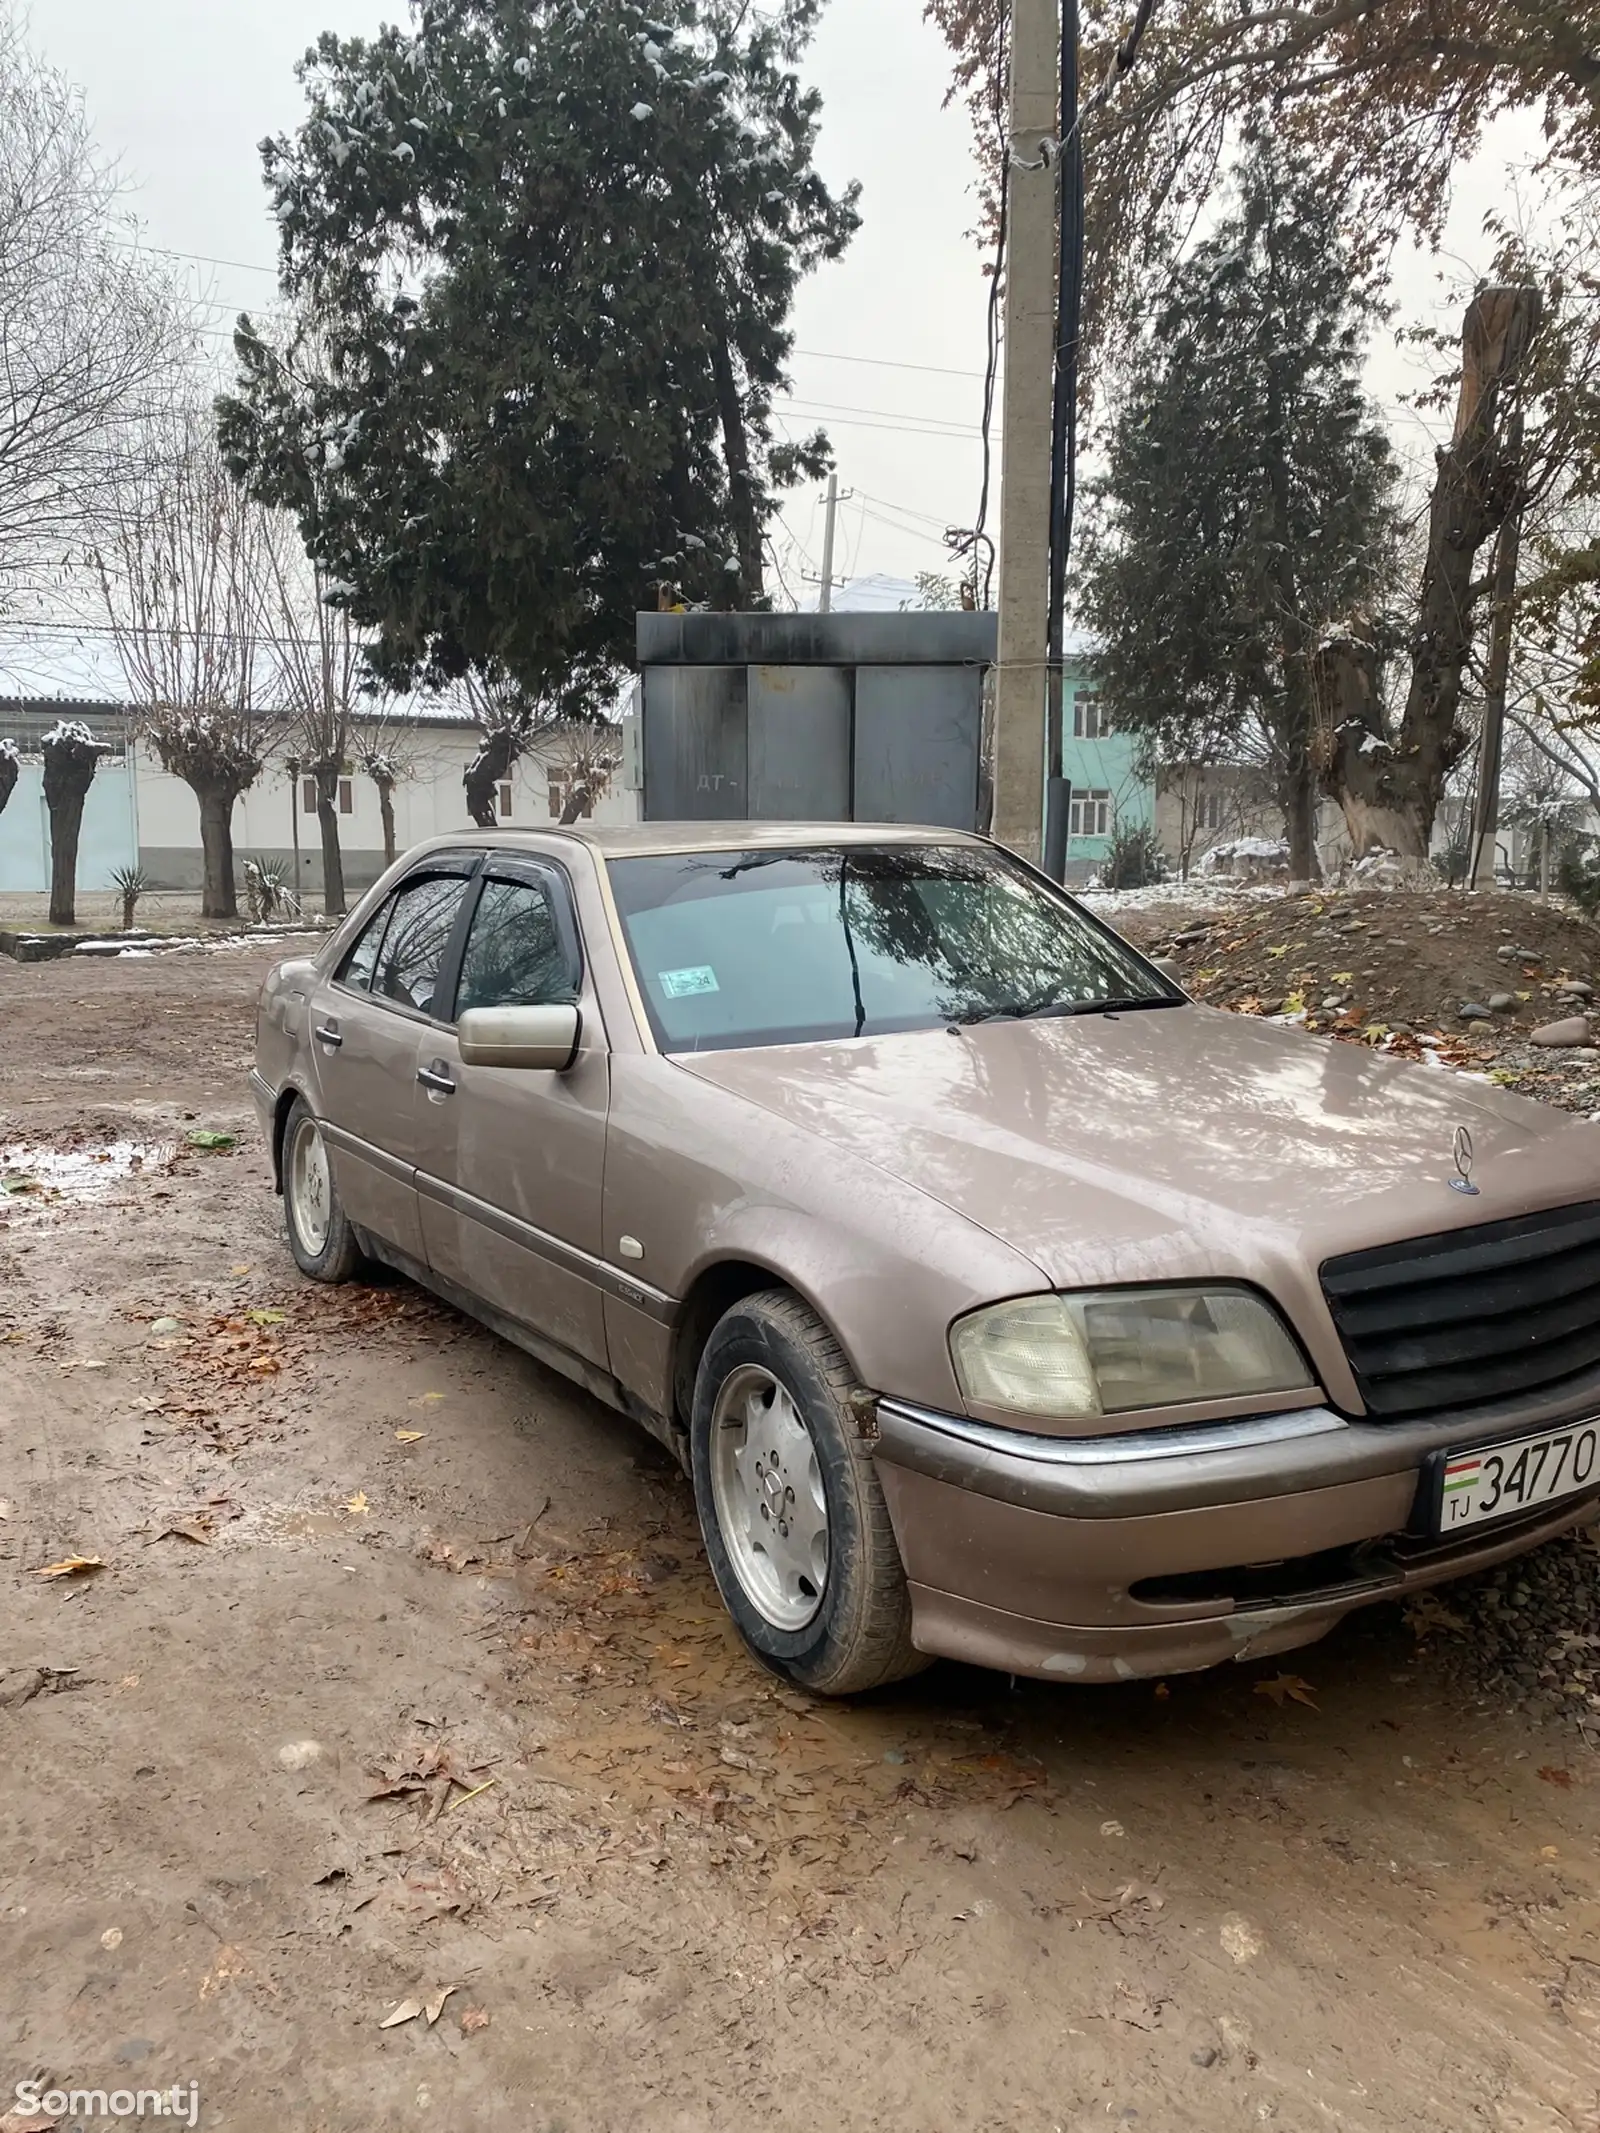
[455,876,579,1015]
[607,845,1178,1054]
[336,901,392,993]
[372,875,469,1017]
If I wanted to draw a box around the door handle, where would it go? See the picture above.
[313,1021,343,1048]
[417,1062,456,1096]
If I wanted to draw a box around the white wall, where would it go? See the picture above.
[131,726,637,890]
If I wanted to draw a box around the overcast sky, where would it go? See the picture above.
[32,0,1538,603]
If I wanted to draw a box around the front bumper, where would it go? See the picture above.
[872,1375,1600,1683]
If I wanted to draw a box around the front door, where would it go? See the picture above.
[414,858,611,1371]
[306,861,478,1264]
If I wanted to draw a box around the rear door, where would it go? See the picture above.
[306,858,479,1263]
[413,856,612,1370]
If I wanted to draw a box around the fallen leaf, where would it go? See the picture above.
[410,1392,447,1406]
[1099,1819,1125,1838]
[35,1555,104,1579]
[248,1355,281,1374]
[57,1358,108,1372]
[149,1316,183,1336]
[346,1491,370,1516]
[150,1520,212,1547]
[395,1429,424,1444]
[1538,1766,1575,1789]
[229,1263,252,1275]
[424,1985,457,2025]
[459,2007,490,2034]
[380,1997,424,2029]
[185,1130,237,1151]
[1254,1673,1318,1710]
[1541,1845,1561,1861]
[1331,970,1355,984]
[248,1308,286,1327]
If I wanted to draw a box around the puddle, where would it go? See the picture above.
[0,1139,175,1215]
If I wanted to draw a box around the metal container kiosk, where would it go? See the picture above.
[635,611,998,831]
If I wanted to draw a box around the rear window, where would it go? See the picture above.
[605,844,1176,1053]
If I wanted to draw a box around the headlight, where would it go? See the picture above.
[950,1285,1315,1420]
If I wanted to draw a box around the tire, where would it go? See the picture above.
[281,1097,363,1284]
[691,1288,930,1697]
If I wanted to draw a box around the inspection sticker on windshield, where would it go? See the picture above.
[658,965,720,999]
[1429,1421,1600,1535]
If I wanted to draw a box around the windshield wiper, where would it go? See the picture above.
[948,988,1180,1029]
[1062,994,1185,1018]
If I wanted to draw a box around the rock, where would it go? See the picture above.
[1259,998,1285,1018]
[1458,1002,1493,1022]
[1497,944,1520,960]
[1488,993,1517,1013]
[1559,980,1594,999]
[1321,994,1344,1010]
[1191,2047,1219,2069]
[277,1738,326,1770]
[1531,1017,1595,1049]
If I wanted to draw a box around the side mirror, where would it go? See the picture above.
[457,1002,581,1071]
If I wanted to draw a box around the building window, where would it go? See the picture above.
[1072,692,1109,740]
[1197,788,1227,832]
[498,781,514,819]
[301,777,317,814]
[339,778,353,816]
[1069,789,1112,840]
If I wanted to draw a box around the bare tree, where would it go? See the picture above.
[459,668,563,829]
[546,723,622,825]
[358,707,421,868]
[264,520,375,916]
[40,716,110,925]
[0,7,184,585]
[93,403,278,919]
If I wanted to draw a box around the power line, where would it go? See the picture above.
[141,246,997,382]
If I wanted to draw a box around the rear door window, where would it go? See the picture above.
[371,875,471,1018]
[335,901,392,994]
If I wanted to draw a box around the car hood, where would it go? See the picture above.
[675,1005,1600,1292]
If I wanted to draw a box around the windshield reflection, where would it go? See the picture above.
[607,845,1181,1054]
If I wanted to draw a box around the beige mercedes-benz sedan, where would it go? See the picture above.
[252,823,1600,1694]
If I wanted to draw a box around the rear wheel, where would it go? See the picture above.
[691,1289,929,1696]
[282,1098,362,1283]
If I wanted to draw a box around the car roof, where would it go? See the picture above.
[477,821,989,859]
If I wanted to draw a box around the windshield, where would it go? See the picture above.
[606,844,1182,1054]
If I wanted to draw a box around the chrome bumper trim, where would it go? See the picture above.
[874,1377,1600,1522]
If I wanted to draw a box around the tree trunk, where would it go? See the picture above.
[1312,634,1430,859]
[195,783,240,920]
[41,734,106,927]
[1394,287,1541,846]
[0,749,17,819]
[1467,412,1526,888]
[710,332,764,606]
[312,760,346,917]
[374,777,397,866]
[464,729,520,829]
[1259,254,1320,885]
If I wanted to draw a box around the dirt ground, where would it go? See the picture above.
[7,934,1600,2133]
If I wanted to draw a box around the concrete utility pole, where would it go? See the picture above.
[1469,411,1526,890]
[990,0,1059,863]
[818,472,840,614]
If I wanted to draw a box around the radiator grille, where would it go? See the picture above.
[1321,1202,1600,1419]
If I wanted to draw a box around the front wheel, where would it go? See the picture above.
[691,1289,929,1697]
[281,1097,363,1283]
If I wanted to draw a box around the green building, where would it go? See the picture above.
[1058,644,1155,884]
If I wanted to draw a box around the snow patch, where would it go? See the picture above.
[630,102,654,120]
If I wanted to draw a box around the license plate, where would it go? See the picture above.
[1431,1421,1600,1535]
